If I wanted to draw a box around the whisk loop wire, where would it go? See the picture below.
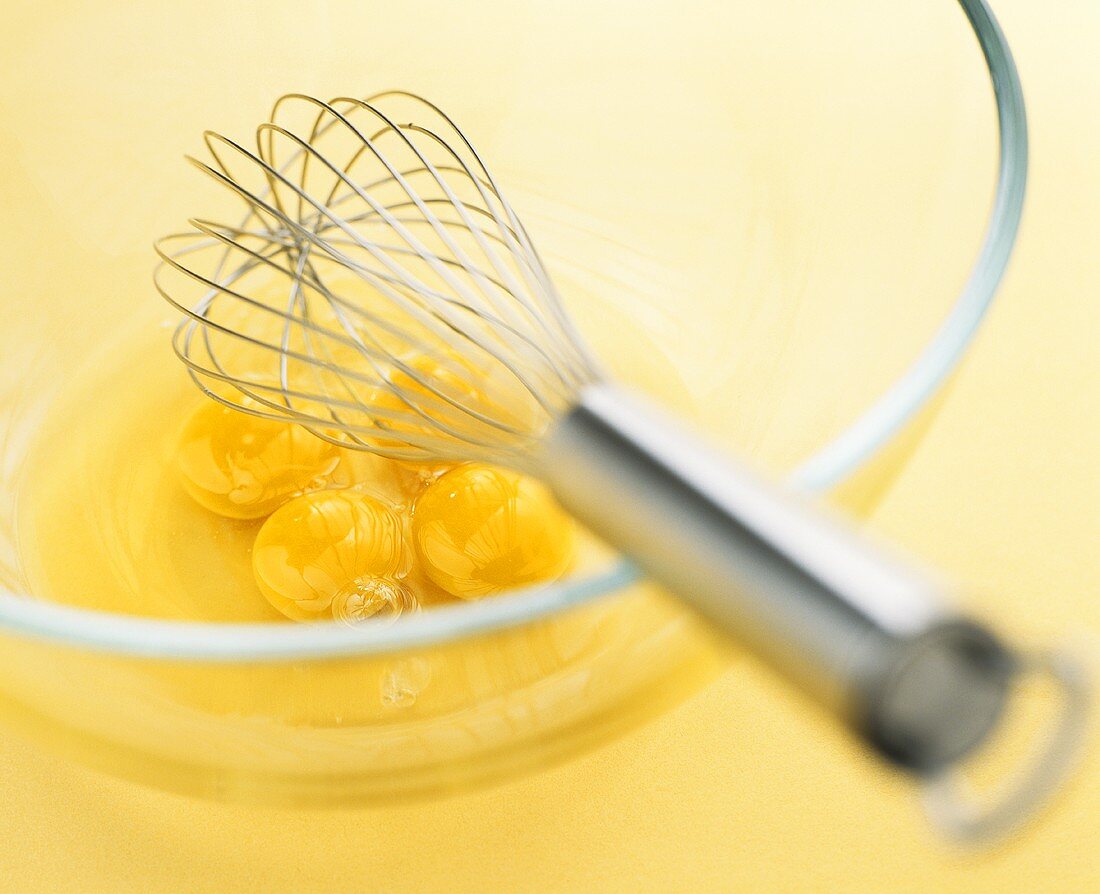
[159,96,597,461]
[256,120,567,392]
[194,126,572,417]
[256,102,530,332]
[283,91,599,379]
[159,243,490,455]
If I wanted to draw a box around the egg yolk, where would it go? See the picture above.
[412,464,575,600]
[252,489,413,621]
[303,349,459,488]
[177,400,340,519]
[365,353,481,454]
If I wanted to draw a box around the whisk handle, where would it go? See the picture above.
[539,384,1015,772]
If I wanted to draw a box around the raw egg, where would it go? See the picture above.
[252,488,413,621]
[412,464,574,600]
[177,400,340,519]
[364,353,480,455]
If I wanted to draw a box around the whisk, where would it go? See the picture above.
[156,90,1085,841]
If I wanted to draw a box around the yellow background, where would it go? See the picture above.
[1,0,1098,890]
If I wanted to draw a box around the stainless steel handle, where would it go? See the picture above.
[539,384,1015,772]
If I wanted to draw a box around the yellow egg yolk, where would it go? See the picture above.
[365,353,481,455]
[177,400,340,519]
[252,489,413,621]
[412,464,575,600]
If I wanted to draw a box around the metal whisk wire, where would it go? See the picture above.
[155,91,599,465]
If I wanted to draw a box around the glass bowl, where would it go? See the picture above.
[0,0,1021,804]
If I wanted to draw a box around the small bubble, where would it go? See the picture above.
[380,656,433,708]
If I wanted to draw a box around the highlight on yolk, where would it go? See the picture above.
[177,399,340,519]
[252,488,414,622]
[411,464,575,600]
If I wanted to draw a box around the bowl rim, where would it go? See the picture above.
[0,0,1026,662]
